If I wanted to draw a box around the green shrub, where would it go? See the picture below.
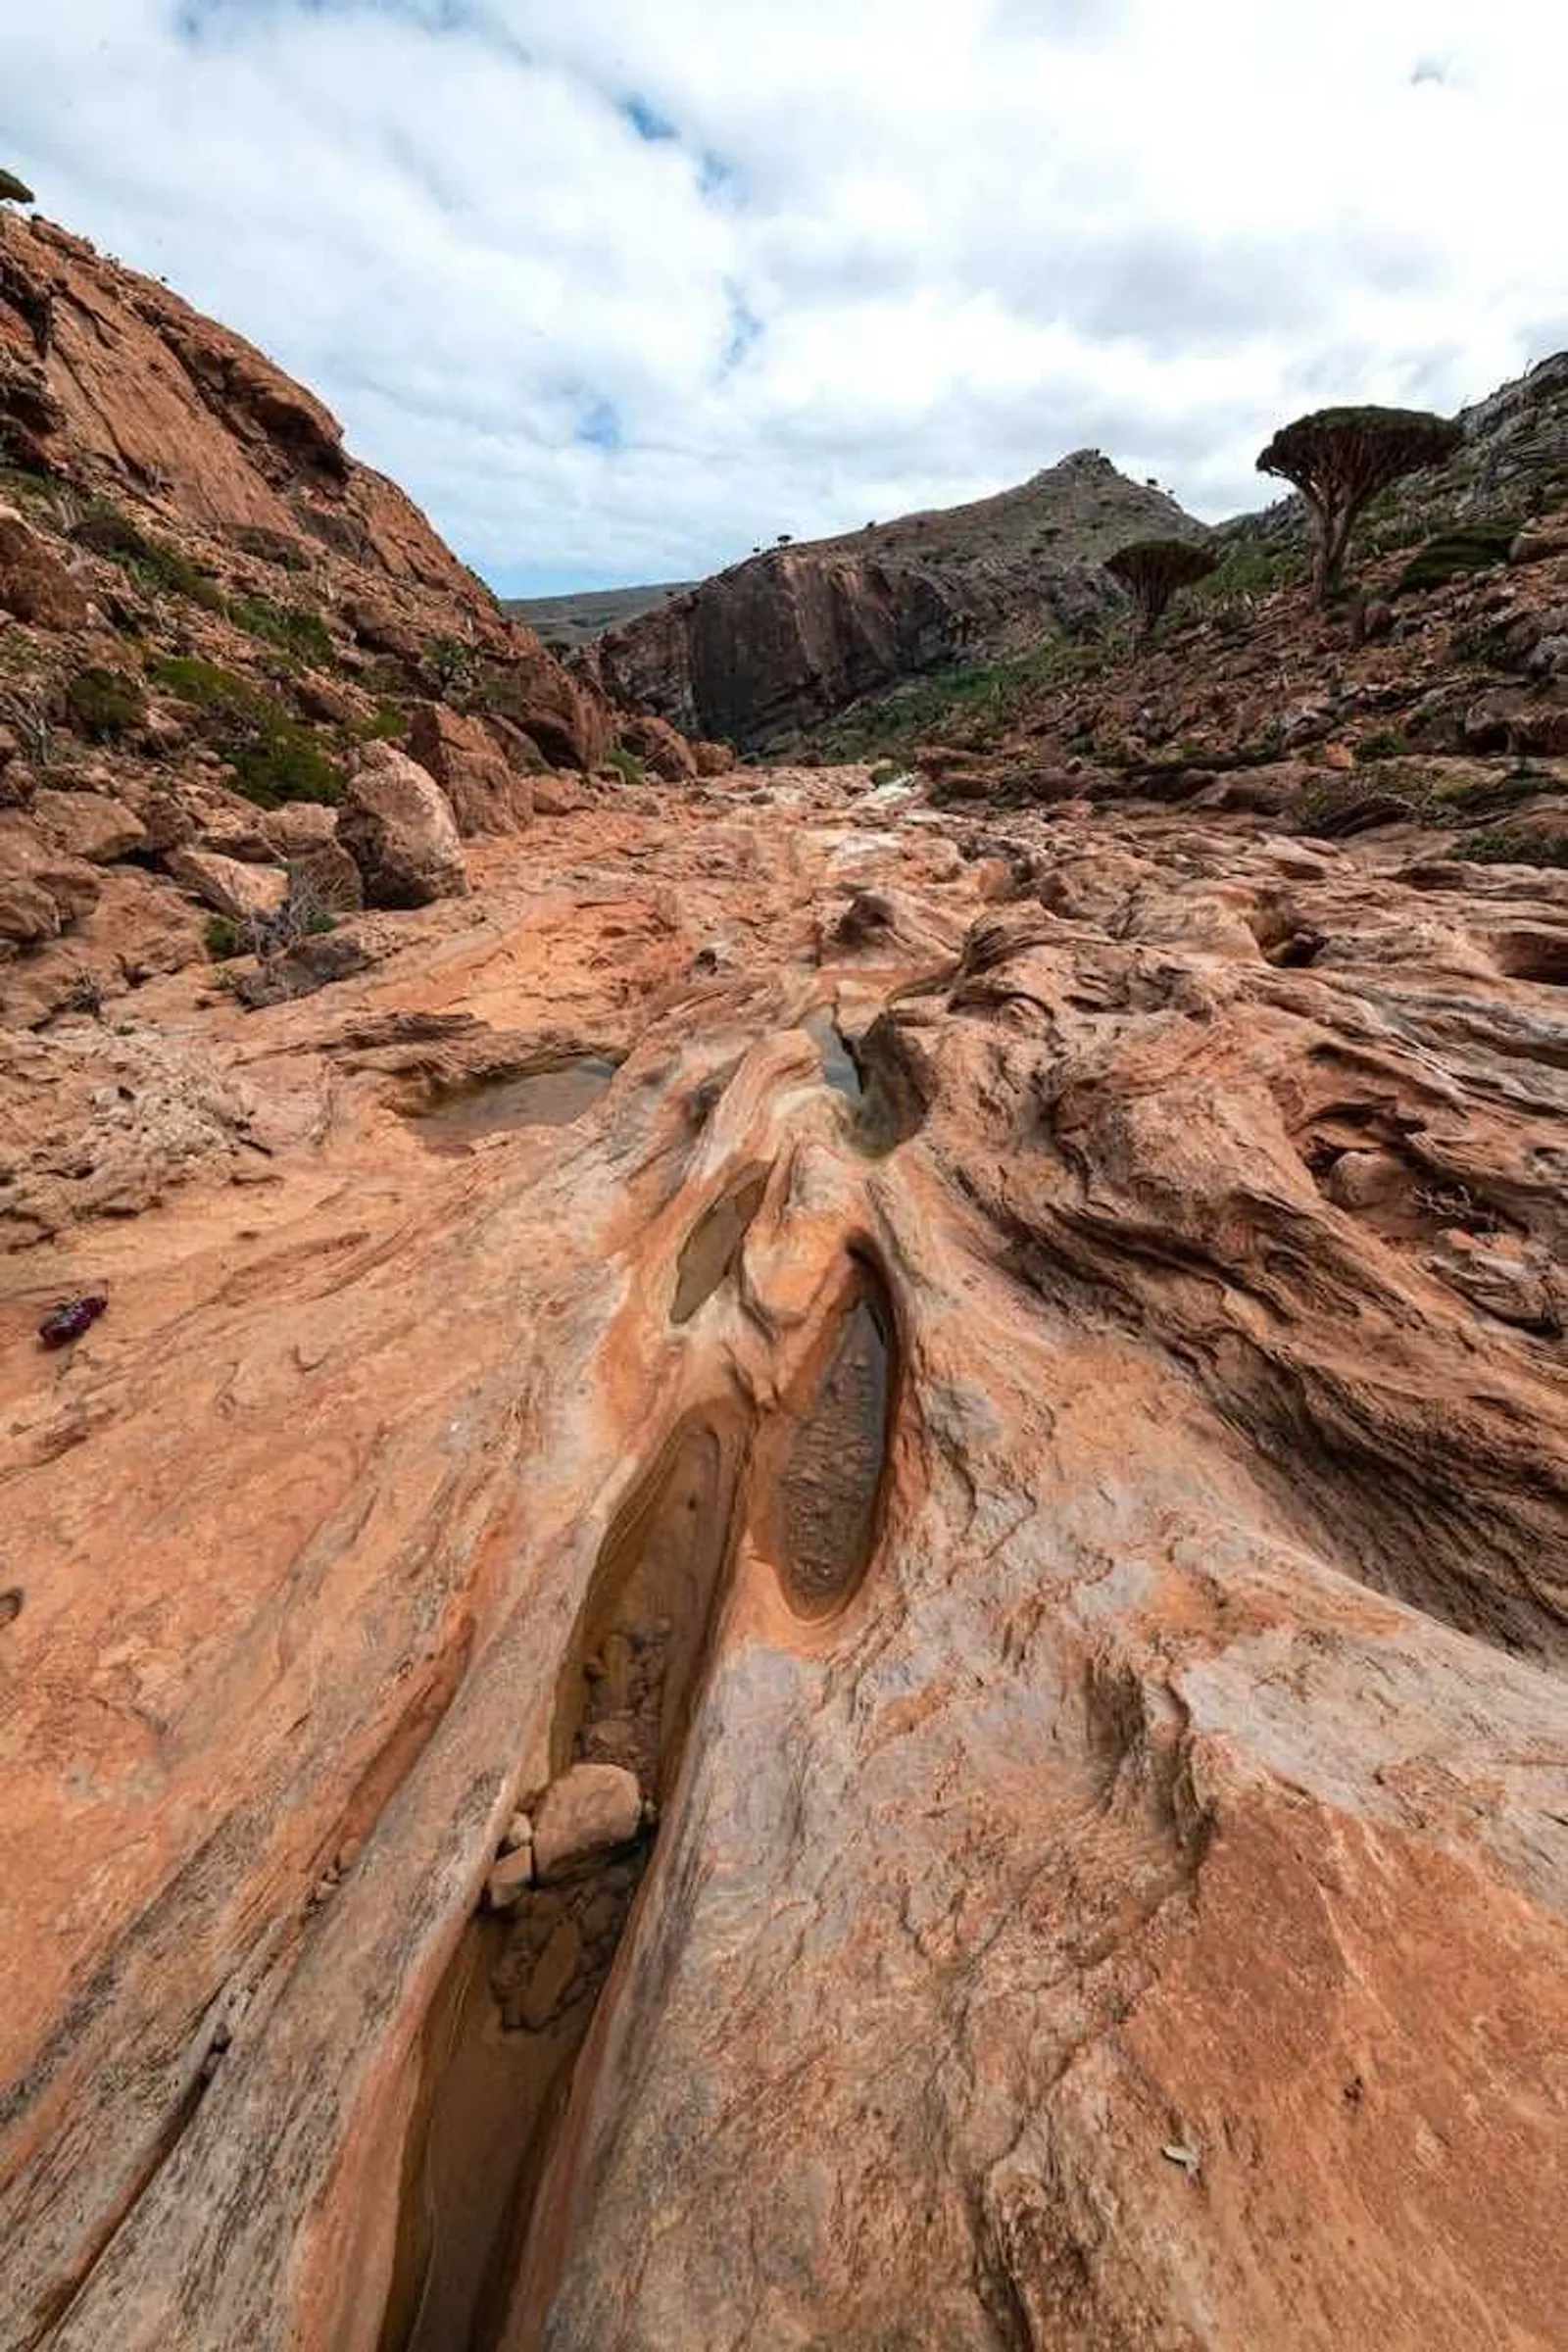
[147,653,263,714]
[1354,727,1412,763]
[821,632,1114,762]
[1294,769,1436,836]
[1449,830,1568,867]
[228,724,343,808]
[233,525,310,571]
[66,665,145,743]
[423,635,480,704]
[204,915,242,959]
[349,701,408,743]
[227,593,336,665]
[1396,522,1519,596]
[867,759,904,786]
[604,746,646,785]
[0,463,51,506]
[1185,540,1305,619]
[74,501,223,609]
[148,654,344,808]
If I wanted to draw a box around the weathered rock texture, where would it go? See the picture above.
[0,207,667,1029]
[4,202,1568,2352]
[592,452,1206,748]
[1,750,1563,2350]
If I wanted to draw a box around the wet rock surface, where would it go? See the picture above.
[778,1269,895,1616]
[2,769,1567,2349]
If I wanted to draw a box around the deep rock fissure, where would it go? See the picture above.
[378,1411,750,2352]
[670,1170,769,1324]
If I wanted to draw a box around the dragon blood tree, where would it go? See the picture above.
[1105,537,1219,643]
[1257,406,1462,606]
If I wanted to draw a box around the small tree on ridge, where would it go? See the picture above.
[1257,405,1461,606]
[0,170,34,205]
[1106,537,1218,643]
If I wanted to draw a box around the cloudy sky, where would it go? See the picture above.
[6,1,1565,595]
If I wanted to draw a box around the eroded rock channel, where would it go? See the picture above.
[380,1415,752,2351]
[777,1259,898,1618]
[7,754,1568,2352]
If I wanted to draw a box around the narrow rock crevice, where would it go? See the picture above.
[377,1409,751,2352]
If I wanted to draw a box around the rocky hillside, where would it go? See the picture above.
[1219,351,1568,575]
[590,450,1205,750]
[0,209,723,1040]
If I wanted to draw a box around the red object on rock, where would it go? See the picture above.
[37,1294,108,1348]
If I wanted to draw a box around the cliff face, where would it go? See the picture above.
[593,451,1206,748]
[1,217,484,606]
[0,211,697,1032]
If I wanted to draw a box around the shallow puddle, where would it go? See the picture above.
[412,1057,616,1153]
[803,1008,921,1157]
[779,1263,895,1617]
[670,1172,768,1324]
[803,1006,864,1102]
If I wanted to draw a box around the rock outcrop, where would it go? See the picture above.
[1,740,1564,2349]
[338,743,468,906]
[406,701,535,835]
[593,452,1206,749]
[0,206,695,1030]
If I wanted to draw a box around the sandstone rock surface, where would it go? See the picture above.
[337,744,467,907]
[166,846,287,923]
[0,757,1563,2352]
[531,1764,643,1884]
[2,202,1566,2352]
[30,786,146,865]
[0,506,90,628]
[406,700,533,835]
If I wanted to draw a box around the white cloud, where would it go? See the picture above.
[4,0,1564,591]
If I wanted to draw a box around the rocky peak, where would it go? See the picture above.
[592,449,1208,750]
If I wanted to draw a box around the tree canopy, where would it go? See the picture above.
[1257,405,1462,604]
[1105,537,1218,641]
[0,169,34,205]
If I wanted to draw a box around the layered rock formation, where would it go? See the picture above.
[2,727,1565,2346]
[591,453,1203,749]
[3,213,1567,2352]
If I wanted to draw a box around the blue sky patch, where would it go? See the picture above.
[621,95,679,144]
[576,397,622,452]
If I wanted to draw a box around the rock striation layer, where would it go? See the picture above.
[1,749,1564,2351]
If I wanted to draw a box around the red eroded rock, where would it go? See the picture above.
[618,711,697,782]
[407,701,533,836]
[0,505,89,629]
